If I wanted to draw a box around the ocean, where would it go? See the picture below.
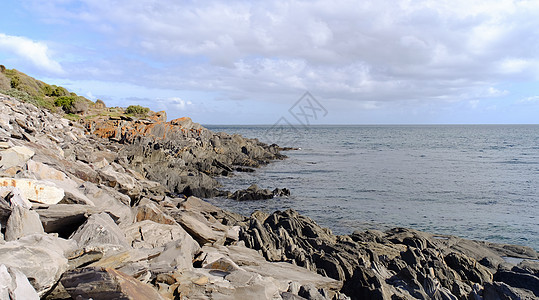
[204,125,539,251]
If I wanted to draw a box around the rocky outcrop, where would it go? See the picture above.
[232,209,538,300]
[82,113,286,198]
[0,93,344,299]
[1,91,537,300]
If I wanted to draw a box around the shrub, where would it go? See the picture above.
[125,105,150,116]
[10,76,20,89]
[0,88,55,110]
[54,96,76,111]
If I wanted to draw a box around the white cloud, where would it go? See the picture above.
[20,0,539,112]
[519,96,539,103]
[0,33,64,74]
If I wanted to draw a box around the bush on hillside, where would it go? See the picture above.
[126,105,150,116]
[10,76,20,89]
[54,96,89,114]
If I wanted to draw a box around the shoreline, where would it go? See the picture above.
[0,93,537,299]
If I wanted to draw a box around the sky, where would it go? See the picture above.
[0,0,538,124]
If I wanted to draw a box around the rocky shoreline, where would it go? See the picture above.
[0,93,537,299]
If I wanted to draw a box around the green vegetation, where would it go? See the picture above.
[0,65,91,114]
[0,65,155,121]
[0,88,56,111]
[126,105,150,116]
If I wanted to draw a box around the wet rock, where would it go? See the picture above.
[232,184,273,200]
[60,267,164,300]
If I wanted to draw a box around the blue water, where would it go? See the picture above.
[205,125,539,250]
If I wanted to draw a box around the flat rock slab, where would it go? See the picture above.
[61,267,164,300]
[202,244,342,293]
[0,178,64,205]
[0,146,34,169]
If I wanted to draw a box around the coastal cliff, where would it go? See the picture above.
[0,91,537,300]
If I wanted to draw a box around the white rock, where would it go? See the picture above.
[0,146,35,169]
[0,264,39,300]
[0,187,32,209]
[0,178,64,205]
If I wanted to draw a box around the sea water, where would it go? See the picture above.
[205,125,538,250]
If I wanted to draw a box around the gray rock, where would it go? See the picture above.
[70,212,130,252]
[0,234,75,295]
[4,205,44,241]
[35,204,99,238]
[149,231,201,271]
[173,211,226,245]
[0,146,34,169]
[60,267,165,300]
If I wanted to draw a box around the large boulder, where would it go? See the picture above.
[70,212,130,252]
[0,178,64,205]
[0,234,75,296]
[0,146,34,169]
[60,267,165,300]
[4,205,44,241]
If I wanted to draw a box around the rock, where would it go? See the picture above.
[60,267,165,300]
[0,234,75,295]
[124,220,197,253]
[0,146,34,169]
[4,205,44,241]
[0,264,39,300]
[273,187,291,197]
[78,181,133,224]
[201,244,342,294]
[230,184,274,201]
[493,270,539,297]
[299,284,327,300]
[70,212,130,252]
[98,164,142,198]
[0,178,64,205]
[444,252,493,284]
[173,211,226,245]
[26,160,67,181]
[0,186,32,209]
[134,202,176,225]
[35,204,100,238]
[483,281,538,300]
[149,232,201,270]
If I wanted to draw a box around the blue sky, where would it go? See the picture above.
[1,0,538,124]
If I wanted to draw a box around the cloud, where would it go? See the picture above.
[20,0,539,111]
[519,96,539,103]
[0,33,64,74]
